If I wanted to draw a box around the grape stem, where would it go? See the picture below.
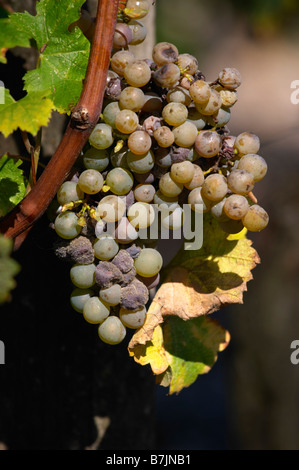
[0,0,119,248]
[248,191,258,204]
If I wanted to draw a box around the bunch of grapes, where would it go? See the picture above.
[51,0,269,346]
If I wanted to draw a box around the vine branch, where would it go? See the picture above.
[0,0,119,247]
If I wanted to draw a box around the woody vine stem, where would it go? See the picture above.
[0,0,119,248]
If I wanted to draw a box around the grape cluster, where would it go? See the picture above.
[51,0,269,345]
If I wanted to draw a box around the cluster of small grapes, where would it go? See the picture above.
[51,0,269,345]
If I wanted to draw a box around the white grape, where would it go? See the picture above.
[134,248,163,277]
[70,263,96,289]
[98,316,126,345]
[93,234,119,261]
[83,297,110,324]
[89,123,114,149]
[54,211,82,239]
[119,306,147,329]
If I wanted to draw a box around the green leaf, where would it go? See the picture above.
[0,0,90,112]
[18,0,90,113]
[0,17,31,63]
[130,316,230,395]
[0,154,27,217]
[159,316,230,394]
[0,88,53,137]
[0,234,20,304]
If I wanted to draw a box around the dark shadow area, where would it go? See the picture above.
[0,216,156,450]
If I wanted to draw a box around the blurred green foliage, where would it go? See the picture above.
[230,0,299,36]
[156,0,299,51]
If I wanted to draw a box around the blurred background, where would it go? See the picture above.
[0,0,299,451]
[154,0,299,450]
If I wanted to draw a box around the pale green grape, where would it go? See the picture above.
[172,121,198,147]
[208,106,231,128]
[237,154,267,182]
[188,187,212,213]
[194,130,222,158]
[110,146,130,169]
[78,169,104,194]
[128,130,152,155]
[95,195,126,222]
[153,126,175,148]
[227,169,255,195]
[57,181,84,206]
[119,86,145,112]
[134,184,156,203]
[223,194,249,220]
[186,107,207,130]
[159,172,184,197]
[126,149,155,173]
[177,53,198,75]
[70,263,96,289]
[127,202,155,229]
[98,316,126,345]
[195,88,222,115]
[83,297,110,324]
[119,306,146,329]
[106,168,134,195]
[102,101,121,128]
[189,80,211,104]
[184,164,204,190]
[93,234,119,260]
[166,86,191,106]
[201,174,228,202]
[110,50,135,76]
[70,288,93,313]
[115,109,139,134]
[124,60,151,87]
[82,147,110,172]
[242,204,269,232]
[234,132,260,156]
[128,19,147,45]
[170,161,195,184]
[89,123,114,149]
[100,284,122,306]
[134,248,163,277]
[162,102,188,127]
[54,211,82,239]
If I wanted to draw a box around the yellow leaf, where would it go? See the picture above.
[0,89,53,137]
[129,324,170,375]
